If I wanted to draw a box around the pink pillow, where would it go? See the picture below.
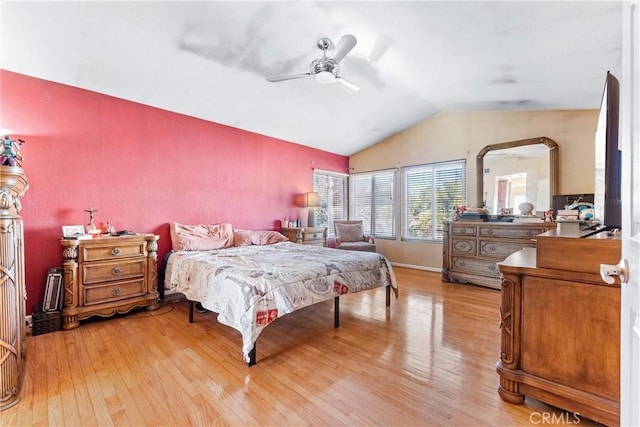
[233,229,254,247]
[250,230,288,245]
[170,222,234,251]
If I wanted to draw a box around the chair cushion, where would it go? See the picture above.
[335,223,363,242]
[338,241,377,252]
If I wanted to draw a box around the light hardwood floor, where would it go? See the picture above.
[1,267,603,426]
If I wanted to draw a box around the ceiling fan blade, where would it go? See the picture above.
[369,35,393,63]
[266,73,312,82]
[336,76,360,93]
[332,35,357,63]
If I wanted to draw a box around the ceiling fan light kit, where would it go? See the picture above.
[267,35,359,92]
[315,70,336,84]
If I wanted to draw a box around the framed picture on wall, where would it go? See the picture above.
[42,267,64,312]
[62,225,85,238]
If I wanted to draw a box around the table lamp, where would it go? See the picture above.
[304,192,320,227]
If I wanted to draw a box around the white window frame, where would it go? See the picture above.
[313,169,348,236]
[402,160,466,242]
[349,169,396,239]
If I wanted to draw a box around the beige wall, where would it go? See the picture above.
[349,110,599,270]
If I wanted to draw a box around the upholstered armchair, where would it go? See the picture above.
[333,220,377,252]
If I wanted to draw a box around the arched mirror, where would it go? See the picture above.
[477,137,558,215]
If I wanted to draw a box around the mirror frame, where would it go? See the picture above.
[476,136,559,210]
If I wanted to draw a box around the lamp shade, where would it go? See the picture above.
[304,192,320,208]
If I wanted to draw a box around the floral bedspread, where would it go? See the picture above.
[165,242,397,362]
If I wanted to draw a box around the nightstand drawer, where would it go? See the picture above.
[303,231,324,241]
[83,279,145,305]
[81,242,146,262]
[82,259,145,284]
[281,227,327,246]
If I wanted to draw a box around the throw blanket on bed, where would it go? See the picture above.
[165,241,397,362]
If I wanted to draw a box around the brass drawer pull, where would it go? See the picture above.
[111,267,121,276]
[111,288,121,296]
[111,248,121,256]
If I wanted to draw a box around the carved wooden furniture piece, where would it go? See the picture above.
[0,166,28,411]
[280,226,327,247]
[60,234,159,329]
[442,220,555,289]
[497,231,621,426]
[333,220,377,252]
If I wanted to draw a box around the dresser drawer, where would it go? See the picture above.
[479,239,536,258]
[82,259,145,284]
[451,256,500,278]
[451,238,476,255]
[478,226,543,239]
[81,241,146,262]
[83,278,145,305]
[451,225,477,236]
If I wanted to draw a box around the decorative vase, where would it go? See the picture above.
[518,202,534,216]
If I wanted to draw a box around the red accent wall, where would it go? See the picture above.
[1,70,348,314]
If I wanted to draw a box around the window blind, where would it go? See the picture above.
[402,160,466,241]
[350,170,396,238]
[313,171,347,235]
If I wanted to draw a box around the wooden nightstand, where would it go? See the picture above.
[281,227,327,247]
[60,234,159,329]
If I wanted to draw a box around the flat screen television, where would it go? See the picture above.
[593,71,622,230]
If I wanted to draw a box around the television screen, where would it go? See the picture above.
[593,71,621,230]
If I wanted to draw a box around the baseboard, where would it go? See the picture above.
[390,262,441,273]
[25,314,33,329]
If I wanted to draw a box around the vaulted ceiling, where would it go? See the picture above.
[0,1,622,155]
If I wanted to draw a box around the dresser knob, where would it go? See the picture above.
[111,248,121,256]
[111,288,121,296]
[111,267,121,275]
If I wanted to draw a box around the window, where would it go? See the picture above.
[350,170,396,238]
[313,170,348,235]
[402,160,466,241]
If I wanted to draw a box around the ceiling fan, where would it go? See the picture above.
[267,35,360,92]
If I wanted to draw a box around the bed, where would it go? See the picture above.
[164,227,397,366]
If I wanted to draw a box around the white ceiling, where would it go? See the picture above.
[0,1,622,156]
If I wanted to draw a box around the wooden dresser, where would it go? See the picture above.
[60,234,159,329]
[442,220,556,289]
[497,231,621,426]
[281,226,327,247]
